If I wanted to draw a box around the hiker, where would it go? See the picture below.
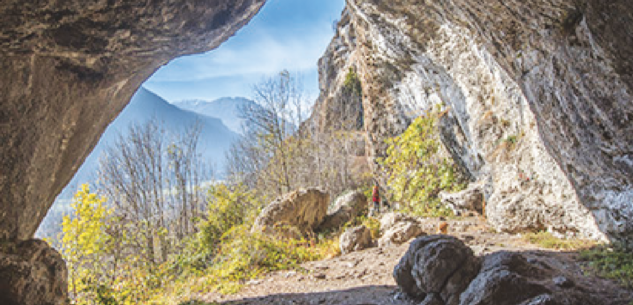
[372,184,380,214]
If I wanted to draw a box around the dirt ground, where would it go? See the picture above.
[195,217,632,305]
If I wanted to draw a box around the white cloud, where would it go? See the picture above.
[148,27,333,83]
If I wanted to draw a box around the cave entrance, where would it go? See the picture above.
[25,1,345,302]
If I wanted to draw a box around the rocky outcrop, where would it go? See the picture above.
[0,239,67,305]
[318,190,368,231]
[315,0,633,242]
[0,0,266,242]
[439,183,485,216]
[252,188,330,236]
[339,225,372,254]
[394,236,608,305]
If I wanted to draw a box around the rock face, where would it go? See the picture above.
[439,183,485,216]
[252,188,330,236]
[394,236,605,305]
[0,0,266,242]
[318,190,368,231]
[0,239,67,305]
[314,0,633,242]
[339,225,372,254]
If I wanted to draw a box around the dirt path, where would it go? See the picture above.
[196,217,632,305]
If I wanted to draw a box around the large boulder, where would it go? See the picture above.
[439,183,485,216]
[378,213,426,247]
[252,188,329,236]
[339,225,372,254]
[318,190,368,231]
[379,212,418,232]
[393,235,481,304]
[460,251,603,305]
[395,236,615,305]
[378,221,426,248]
[0,239,67,305]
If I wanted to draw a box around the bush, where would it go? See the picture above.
[379,107,465,217]
[205,225,325,294]
[198,184,260,257]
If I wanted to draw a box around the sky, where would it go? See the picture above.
[143,0,346,103]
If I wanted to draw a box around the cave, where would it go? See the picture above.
[0,1,265,303]
[2,0,633,304]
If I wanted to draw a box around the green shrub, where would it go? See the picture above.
[206,225,324,294]
[199,184,260,256]
[378,106,465,217]
[343,67,362,97]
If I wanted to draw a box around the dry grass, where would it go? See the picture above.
[521,231,596,251]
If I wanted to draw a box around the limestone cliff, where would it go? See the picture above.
[314,0,633,242]
[0,0,265,242]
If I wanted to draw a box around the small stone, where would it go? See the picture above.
[313,273,326,280]
[340,225,373,254]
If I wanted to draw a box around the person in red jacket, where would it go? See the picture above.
[372,184,380,213]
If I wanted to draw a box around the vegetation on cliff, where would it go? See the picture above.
[379,107,466,217]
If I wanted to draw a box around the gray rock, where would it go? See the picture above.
[439,183,484,216]
[459,252,599,305]
[420,293,444,305]
[380,213,419,232]
[340,225,372,254]
[552,276,574,289]
[378,220,426,247]
[252,188,329,236]
[0,239,67,305]
[393,235,480,304]
[459,252,550,305]
[318,190,368,231]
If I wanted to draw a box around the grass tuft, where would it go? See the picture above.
[522,231,595,251]
[580,244,633,289]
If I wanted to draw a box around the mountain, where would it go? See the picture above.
[172,97,257,135]
[36,88,239,238]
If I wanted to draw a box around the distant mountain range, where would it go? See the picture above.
[173,97,257,135]
[36,88,249,238]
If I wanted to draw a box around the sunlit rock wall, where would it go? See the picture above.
[314,0,633,242]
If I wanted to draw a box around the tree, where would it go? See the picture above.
[97,119,212,265]
[229,71,306,196]
[60,184,113,304]
[227,69,372,199]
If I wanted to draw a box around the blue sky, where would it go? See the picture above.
[143,0,345,103]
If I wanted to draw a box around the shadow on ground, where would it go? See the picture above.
[180,285,412,305]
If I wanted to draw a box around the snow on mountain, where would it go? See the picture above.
[172,97,257,135]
